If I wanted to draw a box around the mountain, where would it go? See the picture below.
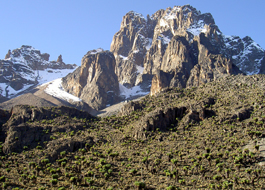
[61,5,264,110]
[0,5,265,189]
[0,45,97,114]
[0,45,76,99]
[110,5,264,96]
[1,5,265,112]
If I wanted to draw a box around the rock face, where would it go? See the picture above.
[110,5,264,96]
[1,105,96,160]
[62,49,120,110]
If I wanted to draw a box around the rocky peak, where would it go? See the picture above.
[62,49,120,110]
[224,35,264,75]
[109,5,264,97]
[4,50,11,59]
[57,54,63,63]
[110,5,221,89]
[151,5,215,41]
[0,45,76,98]
[3,45,75,70]
[9,45,50,68]
[120,11,146,30]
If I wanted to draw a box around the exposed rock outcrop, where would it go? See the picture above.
[4,50,11,59]
[259,55,265,74]
[117,101,144,117]
[110,5,264,96]
[1,105,96,155]
[62,49,120,110]
[150,70,172,96]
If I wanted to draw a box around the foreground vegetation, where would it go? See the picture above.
[0,74,265,189]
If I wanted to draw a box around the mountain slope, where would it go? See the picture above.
[0,45,76,99]
[0,74,264,189]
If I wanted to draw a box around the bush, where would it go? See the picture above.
[0,176,5,182]
[52,174,59,179]
[50,179,58,185]
[134,181,146,189]
[166,186,176,190]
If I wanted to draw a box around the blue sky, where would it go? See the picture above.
[0,0,264,65]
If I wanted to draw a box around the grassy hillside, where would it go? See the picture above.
[0,74,265,189]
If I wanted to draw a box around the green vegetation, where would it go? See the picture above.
[0,75,264,189]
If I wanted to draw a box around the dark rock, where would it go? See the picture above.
[62,49,120,110]
[132,96,217,139]
[133,106,186,139]
[6,105,93,126]
[118,101,144,117]
[57,54,63,63]
[150,70,173,96]
[231,106,254,121]
[41,53,50,61]
[5,50,11,59]
[1,105,96,155]
[46,136,94,162]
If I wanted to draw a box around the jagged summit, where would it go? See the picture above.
[62,5,265,110]
[2,5,264,112]
[110,5,265,96]
[224,35,264,75]
[86,48,104,55]
[4,45,75,70]
[0,45,76,99]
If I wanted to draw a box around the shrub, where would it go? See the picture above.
[134,181,146,189]
[50,179,58,185]
[166,186,176,190]
[52,174,59,179]
[0,176,5,182]
[60,151,66,157]
[86,178,94,186]
[129,169,137,176]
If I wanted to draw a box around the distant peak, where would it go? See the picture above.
[87,48,104,55]
[19,45,36,51]
[126,11,145,19]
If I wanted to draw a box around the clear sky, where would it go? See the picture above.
[0,0,264,65]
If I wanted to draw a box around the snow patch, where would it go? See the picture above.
[90,48,104,55]
[136,65,144,74]
[0,83,34,98]
[160,19,169,28]
[38,68,75,85]
[145,38,153,50]
[164,6,181,20]
[119,83,149,99]
[187,20,207,36]
[131,11,145,19]
[44,78,81,102]
[119,55,129,60]
[252,42,264,52]
[160,34,171,44]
